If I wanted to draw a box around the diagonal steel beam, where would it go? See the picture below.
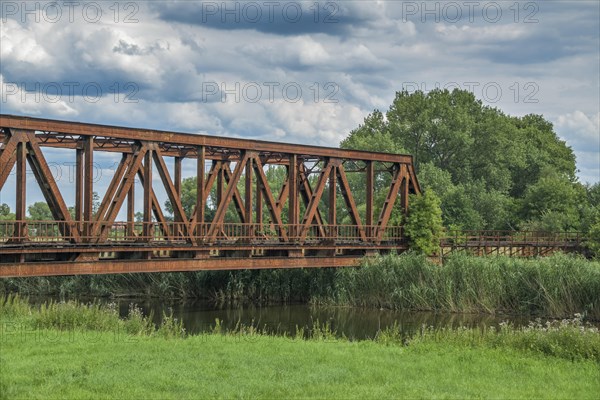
[152,146,193,242]
[24,131,80,242]
[136,166,173,241]
[0,130,20,190]
[95,154,132,225]
[299,161,333,241]
[188,160,221,229]
[207,152,249,240]
[253,156,289,242]
[299,163,326,237]
[376,164,405,242]
[223,163,248,223]
[337,164,367,241]
[275,177,289,214]
[94,144,148,240]
[407,164,422,195]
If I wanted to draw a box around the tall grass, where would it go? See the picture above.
[0,268,338,303]
[331,252,600,319]
[377,315,600,362]
[0,293,185,338]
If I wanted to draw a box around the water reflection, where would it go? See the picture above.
[26,295,565,339]
[104,299,537,340]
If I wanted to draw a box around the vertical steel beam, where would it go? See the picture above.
[75,147,83,230]
[174,156,182,236]
[83,137,94,240]
[400,173,409,216]
[245,155,254,238]
[127,184,135,238]
[328,164,337,238]
[174,157,182,197]
[366,161,374,239]
[256,169,263,227]
[15,141,26,241]
[196,146,205,237]
[143,148,153,240]
[217,164,224,209]
[288,155,298,239]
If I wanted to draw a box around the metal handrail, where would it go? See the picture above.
[0,221,583,248]
[0,220,405,245]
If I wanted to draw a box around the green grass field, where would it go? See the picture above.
[2,328,599,399]
[1,295,599,399]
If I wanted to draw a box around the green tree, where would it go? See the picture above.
[0,203,15,221]
[341,88,582,233]
[519,170,584,231]
[404,191,444,255]
[27,202,53,220]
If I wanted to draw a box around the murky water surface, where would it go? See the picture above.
[30,296,546,339]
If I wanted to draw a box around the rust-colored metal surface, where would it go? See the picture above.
[0,256,365,278]
[0,114,420,277]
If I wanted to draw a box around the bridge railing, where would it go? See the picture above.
[0,222,584,249]
[442,230,583,247]
[0,220,405,245]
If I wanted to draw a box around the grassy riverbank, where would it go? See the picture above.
[1,296,599,399]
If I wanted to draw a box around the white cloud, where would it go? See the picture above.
[556,111,600,152]
[435,24,528,42]
[556,111,600,184]
[0,0,597,198]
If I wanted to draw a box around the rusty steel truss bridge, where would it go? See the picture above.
[0,114,422,277]
[0,115,584,277]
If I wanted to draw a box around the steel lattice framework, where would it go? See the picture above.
[0,114,421,277]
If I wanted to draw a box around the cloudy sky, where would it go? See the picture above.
[0,0,599,210]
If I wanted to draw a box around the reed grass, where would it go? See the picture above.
[0,293,185,338]
[331,252,600,319]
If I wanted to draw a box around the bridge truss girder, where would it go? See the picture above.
[0,115,421,277]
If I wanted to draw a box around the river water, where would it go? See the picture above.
[25,296,561,339]
[88,298,536,339]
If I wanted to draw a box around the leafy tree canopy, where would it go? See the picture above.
[342,89,584,232]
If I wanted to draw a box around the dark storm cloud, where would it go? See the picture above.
[148,1,370,36]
